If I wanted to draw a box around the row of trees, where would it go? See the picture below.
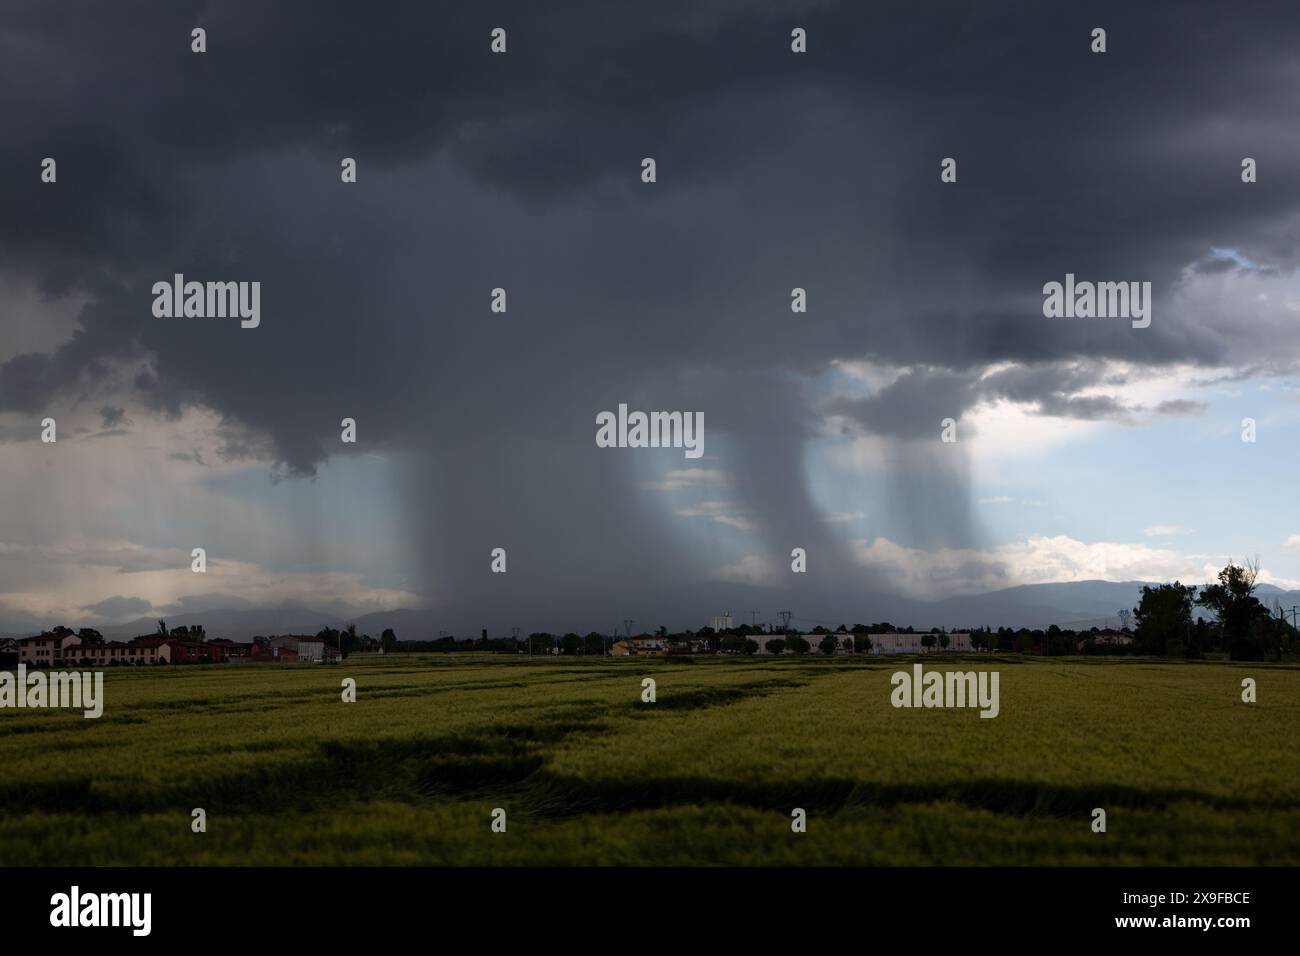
[35,561,1294,662]
[1133,561,1294,660]
[42,625,108,645]
[155,620,206,641]
[35,623,208,644]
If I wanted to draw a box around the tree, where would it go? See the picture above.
[1196,561,1272,660]
[317,627,342,655]
[766,638,786,656]
[189,624,206,643]
[156,619,167,636]
[77,628,103,645]
[853,634,873,654]
[721,635,747,655]
[742,639,759,656]
[785,635,811,655]
[938,633,950,651]
[818,634,839,655]
[1133,582,1196,655]
[381,628,397,651]
[921,634,937,652]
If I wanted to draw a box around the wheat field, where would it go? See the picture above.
[1,654,1295,865]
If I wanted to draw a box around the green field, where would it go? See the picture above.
[1,655,1296,865]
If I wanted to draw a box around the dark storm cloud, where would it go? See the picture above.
[827,361,1140,439]
[3,0,1300,629]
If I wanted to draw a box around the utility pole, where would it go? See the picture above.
[778,611,792,633]
[750,610,760,628]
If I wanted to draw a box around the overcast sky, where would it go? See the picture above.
[2,0,1299,634]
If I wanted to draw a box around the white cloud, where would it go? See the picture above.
[712,553,779,587]
[675,500,756,533]
[1284,533,1300,551]
[0,535,424,627]
[0,397,421,626]
[846,534,1298,597]
[820,511,865,523]
[1144,524,1194,537]
[642,468,728,492]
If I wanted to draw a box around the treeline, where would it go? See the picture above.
[1130,561,1295,661]
[44,560,1291,663]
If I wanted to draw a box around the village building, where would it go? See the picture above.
[17,632,81,665]
[1081,629,1134,650]
[610,637,668,657]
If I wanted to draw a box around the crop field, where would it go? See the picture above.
[1,655,1297,865]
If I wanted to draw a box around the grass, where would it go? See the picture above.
[1,654,1296,865]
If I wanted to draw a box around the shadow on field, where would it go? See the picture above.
[628,678,806,711]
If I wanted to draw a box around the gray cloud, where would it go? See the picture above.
[80,594,153,620]
[1154,398,1209,417]
[157,593,253,615]
[99,405,129,429]
[0,423,39,444]
[827,361,1142,440]
[168,448,207,466]
[3,1,1299,630]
